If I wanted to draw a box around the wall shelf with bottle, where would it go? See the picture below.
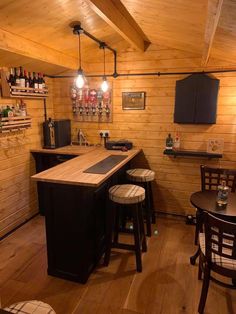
[163,149,222,159]
[1,68,48,99]
[0,116,31,133]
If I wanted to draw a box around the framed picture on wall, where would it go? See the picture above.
[122,91,146,110]
[207,138,224,154]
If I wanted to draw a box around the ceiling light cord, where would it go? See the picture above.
[78,33,82,70]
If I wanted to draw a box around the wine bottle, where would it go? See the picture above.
[15,67,20,90]
[33,72,38,92]
[19,66,25,91]
[42,74,46,92]
[24,70,29,92]
[28,72,34,88]
[38,72,43,93]
[8,68,15,88]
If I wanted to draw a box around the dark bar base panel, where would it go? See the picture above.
[41,164,129,284]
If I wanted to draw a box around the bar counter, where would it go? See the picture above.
[31,145,140,186]
[31,145,141,283]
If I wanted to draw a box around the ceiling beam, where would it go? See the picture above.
[87,0,150,51]
[0,28,78,70]
[201,0,224,66]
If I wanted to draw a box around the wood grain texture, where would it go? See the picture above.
[0,73,54,237]
[1,215,236,314]
[88,0,150,51]
[52,46,236,216]
[31,147,140,187]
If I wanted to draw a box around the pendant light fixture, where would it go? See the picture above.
[75,32,85,89]
[101,46,109,92]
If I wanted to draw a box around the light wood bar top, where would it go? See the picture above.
[31,146,141,187]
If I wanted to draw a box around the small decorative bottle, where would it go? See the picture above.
[216,180,229,206]
[173,132,180,150]
[166,133,173,150]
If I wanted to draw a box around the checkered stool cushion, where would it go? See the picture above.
[109,184,145,204]
[199,233,236,270]
[3,300,56,314]
[126,169,155,182]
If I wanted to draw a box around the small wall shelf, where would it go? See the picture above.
[0,116,31,133]
[1,70,48,99]
[163,149,222,159]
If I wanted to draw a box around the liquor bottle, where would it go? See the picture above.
[29,72,34,88]
[8,68,15,87]
[38,73,43,93]
[165,133,173,150]
[33,72,38,92]
[42,74,46,92]
[15,67,20,90]
[173,132,180,150]
[19,66,25,91]
[216,180,229,206]
[24,70,29,92]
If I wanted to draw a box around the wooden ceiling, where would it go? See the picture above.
[0,0,235,74]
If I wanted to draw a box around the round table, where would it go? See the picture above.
[190,190,236,220]
[190,190,236,265]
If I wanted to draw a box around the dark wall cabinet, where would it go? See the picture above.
[174,74,219,124]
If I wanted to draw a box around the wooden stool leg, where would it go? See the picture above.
[138,202,147,252]
[113,205,120,244]
[132,204,142,272]
[104,201,116,266]
[149,181,156,224]
[145,182,152,237]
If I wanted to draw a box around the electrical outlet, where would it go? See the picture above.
[99,130,110,138]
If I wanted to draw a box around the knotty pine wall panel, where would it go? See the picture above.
[0,75,54,237]
[53,47,236,216]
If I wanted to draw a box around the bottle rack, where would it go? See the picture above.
[0,70,48,99]
[0,116,31,133]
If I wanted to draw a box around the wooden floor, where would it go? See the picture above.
[0,215,236,314]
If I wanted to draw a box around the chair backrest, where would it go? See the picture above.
[200,165,236,192]
[203,212,236,265]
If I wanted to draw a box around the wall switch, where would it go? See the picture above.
[99,130,110,138]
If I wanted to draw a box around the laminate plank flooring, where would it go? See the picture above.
[0,215,236,314]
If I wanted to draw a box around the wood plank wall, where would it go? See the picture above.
[0,72,53,237]
[53,45,236,216]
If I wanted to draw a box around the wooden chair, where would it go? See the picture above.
[194,165,236,245]
[198,212,236,314]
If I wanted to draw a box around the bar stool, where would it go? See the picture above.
[3,300,56,313]
[126,168,155,237]
[104,184,147,272]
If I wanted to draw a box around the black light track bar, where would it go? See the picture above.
[72,23,118,77]
[46,68,236,79]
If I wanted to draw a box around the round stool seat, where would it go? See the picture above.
[109,184,145,205]
[126,168,155,182]
[3,300,56,314]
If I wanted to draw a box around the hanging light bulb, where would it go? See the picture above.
[101,76,109,92]
[101,46,109,92]
[75,32,85,89]
[76,68,85,89]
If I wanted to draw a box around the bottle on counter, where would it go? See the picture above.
[216,180,229,206]
[165,133,173,150]
[173,132,181,150]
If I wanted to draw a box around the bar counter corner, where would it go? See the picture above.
[31,146,141,283]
